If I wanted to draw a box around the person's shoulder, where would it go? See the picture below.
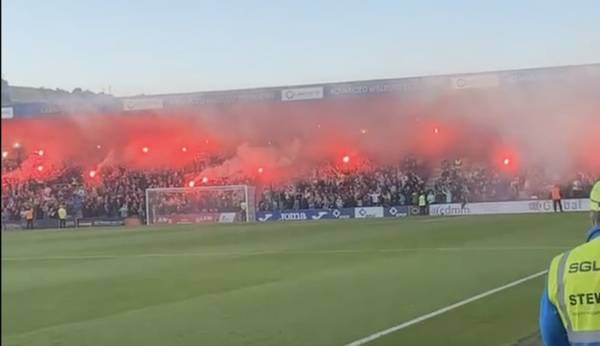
[553,247,568,261]
[546,251,569,305]
[547,250,569,277]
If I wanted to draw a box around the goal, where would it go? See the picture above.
[145,185,256,225]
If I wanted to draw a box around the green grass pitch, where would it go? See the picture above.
[1,213,590,346]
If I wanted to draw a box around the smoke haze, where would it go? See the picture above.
[2,65,599,184]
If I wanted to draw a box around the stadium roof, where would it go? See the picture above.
[117,63,600,110]
[2,63,599,118]
[121,63,600,99]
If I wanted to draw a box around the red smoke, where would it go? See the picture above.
[2,72,599,185]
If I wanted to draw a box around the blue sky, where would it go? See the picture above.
[2,0,599,96]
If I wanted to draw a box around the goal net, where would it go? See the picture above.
[145,185,256,225]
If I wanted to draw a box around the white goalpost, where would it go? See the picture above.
[145,185,256,225]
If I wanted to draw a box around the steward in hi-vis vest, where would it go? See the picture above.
[540,201,600,346]
[590,181,600,226]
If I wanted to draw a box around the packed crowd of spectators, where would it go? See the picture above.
[258,157,427,211]
[2,154,598,225]
[2,166,82,223]
[1,164,185,223]
[431,159,597,204]
[149,189,245,216]
[432,159,509,204]
[259,157,598,211]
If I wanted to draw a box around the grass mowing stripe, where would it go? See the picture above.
[0,246,568,261]
[344,270,548,346]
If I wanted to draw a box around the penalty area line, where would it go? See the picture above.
[344,270,548,346]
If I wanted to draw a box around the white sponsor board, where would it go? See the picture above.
[451,74,499,90]
[1,107,14,119]
[429,199,589,216]
[354,207,384,219]
[281,86,324,101]
[218,213,237,223]
[122,98,164,111]
[280,212,308,221]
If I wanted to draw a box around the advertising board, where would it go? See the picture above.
[428,199,589,216]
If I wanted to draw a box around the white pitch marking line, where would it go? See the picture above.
[344,270,548,346]
[0,247,568,262]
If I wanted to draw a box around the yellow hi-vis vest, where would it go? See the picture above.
[591,181,600,212]
[548,237,600,344]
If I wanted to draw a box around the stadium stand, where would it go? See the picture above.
[2,154,596,226]
[2,64,599,228]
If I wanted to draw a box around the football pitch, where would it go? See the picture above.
[1,213,590,346]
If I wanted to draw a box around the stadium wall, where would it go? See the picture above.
[1,199,591,230]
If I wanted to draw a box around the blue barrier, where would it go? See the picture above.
[256,208,355,222]
[3,208,412,229]
[383,206,410,217]
[256,206,409,222]
[1,217,124,230]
